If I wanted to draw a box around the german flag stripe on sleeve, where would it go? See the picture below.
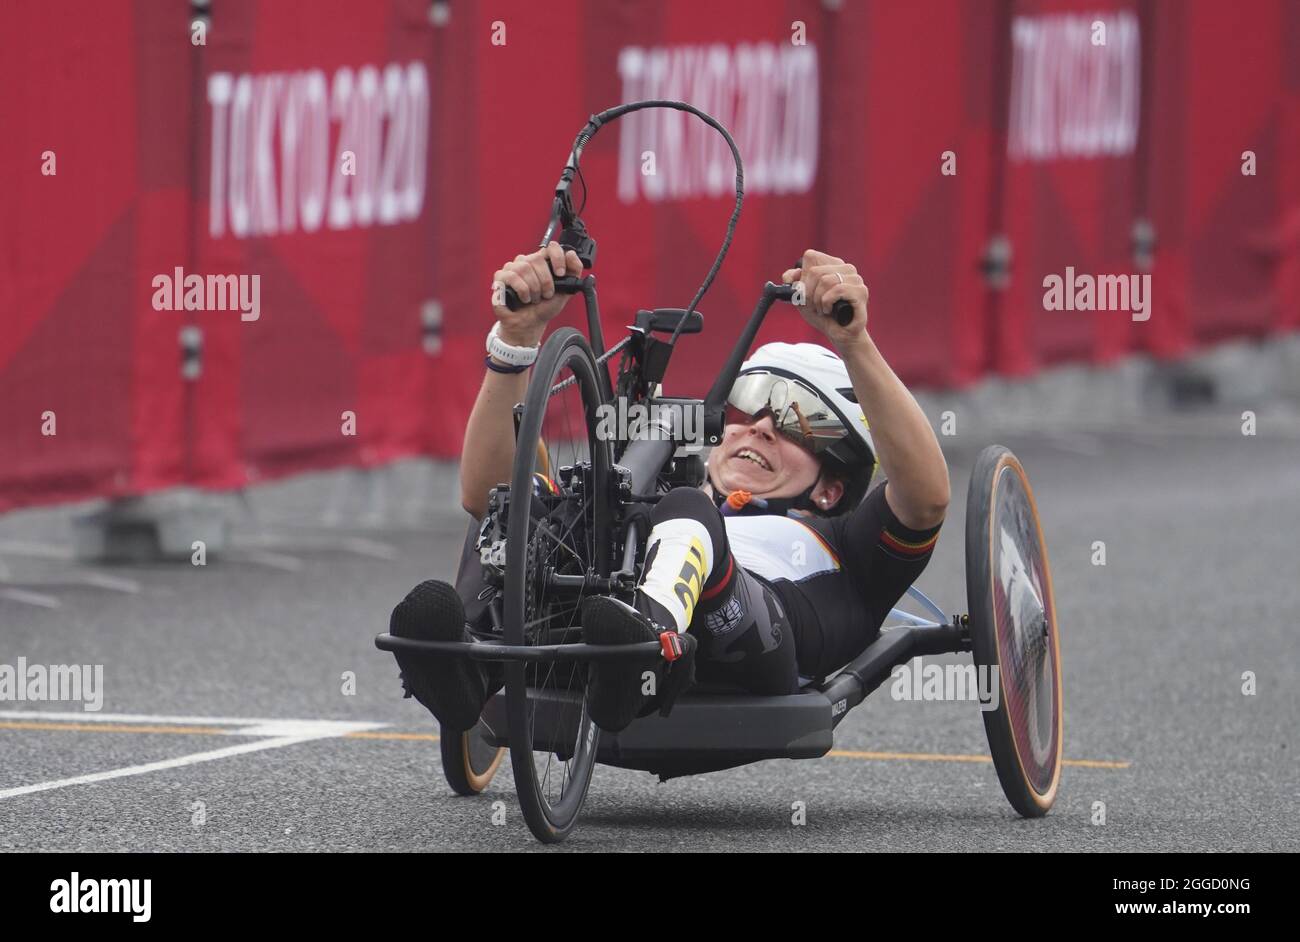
[879,527,939,558]
[794,520,842,569]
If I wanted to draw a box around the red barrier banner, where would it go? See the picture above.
[2,0,1297,513]
[0,2,191,512]
[1282,0,1300,331]
[190,0,438,489]
[820,0,1003,387]
[991,0,1144,377]
[1151,0,1292,346]
[438,0,834,409]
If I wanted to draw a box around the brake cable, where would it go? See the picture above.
[542,99,746,396]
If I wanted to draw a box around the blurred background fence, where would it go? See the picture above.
[2,0,1297,513]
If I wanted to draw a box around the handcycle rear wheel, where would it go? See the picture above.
[440,718,506,796]
[504,327,612,843]
[966,445,1063,817]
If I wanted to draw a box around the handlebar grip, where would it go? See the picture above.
[785,260,857,326]
[502,276,585,312]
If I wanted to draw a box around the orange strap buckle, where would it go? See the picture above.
[659,631,686,662]
[726,489,753,511]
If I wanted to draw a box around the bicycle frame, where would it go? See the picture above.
[609,276,799,495]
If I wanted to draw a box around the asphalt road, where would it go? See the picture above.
[2,408,1298,852]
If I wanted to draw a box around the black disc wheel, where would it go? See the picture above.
[504,327,612,843]
[966,445,1063,817]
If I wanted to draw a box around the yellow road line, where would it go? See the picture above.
[344,731,440,742]
[1060,758,1131,770]
[831,749,992,763]
[0,721,229,736]
[0,721,1126,767]
[831,748,1129,769]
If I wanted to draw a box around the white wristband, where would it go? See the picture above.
[486,321,540,366]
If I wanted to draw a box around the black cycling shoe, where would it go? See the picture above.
[580,595,666,733]
[390,580,487,732]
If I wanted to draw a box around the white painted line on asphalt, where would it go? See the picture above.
[1042,432,1103,457]
[0,588,61,609]
[222,720,386,738]
[75,572,141,594]
[238,533,398,561]
[0,736,329,800]
[338,537,398,560]
[226,549,304,572]
[0,539,76,560]
[0,711,388,801]
[0,710,385,729]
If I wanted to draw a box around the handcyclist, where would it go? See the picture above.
[389,246,950,733]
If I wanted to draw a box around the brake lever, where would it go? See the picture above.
[502,205,597,312]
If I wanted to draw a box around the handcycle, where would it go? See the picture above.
[375,101,1063,843]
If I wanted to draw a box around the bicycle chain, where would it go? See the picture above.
[546,335,631,396]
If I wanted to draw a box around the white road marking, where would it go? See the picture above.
[1042,432,1103,457]
[0,539,76,561]
[235,532,398,561]
[338,537,398,561]
[0,588,61,609]
[226,549,304,572]
[0,710,387,800]
[0,736,330,800]
[75,572,141,594]
[0,709,384,729]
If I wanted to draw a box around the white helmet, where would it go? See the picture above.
[729,342,878,505]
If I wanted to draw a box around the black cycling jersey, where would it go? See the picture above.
[681,481,942,686]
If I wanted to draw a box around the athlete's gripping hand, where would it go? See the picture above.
[490,240,585,347]
[781,249,870,348]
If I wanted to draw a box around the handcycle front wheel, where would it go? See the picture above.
[504,327,613,843]
[966,445,1064,817]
